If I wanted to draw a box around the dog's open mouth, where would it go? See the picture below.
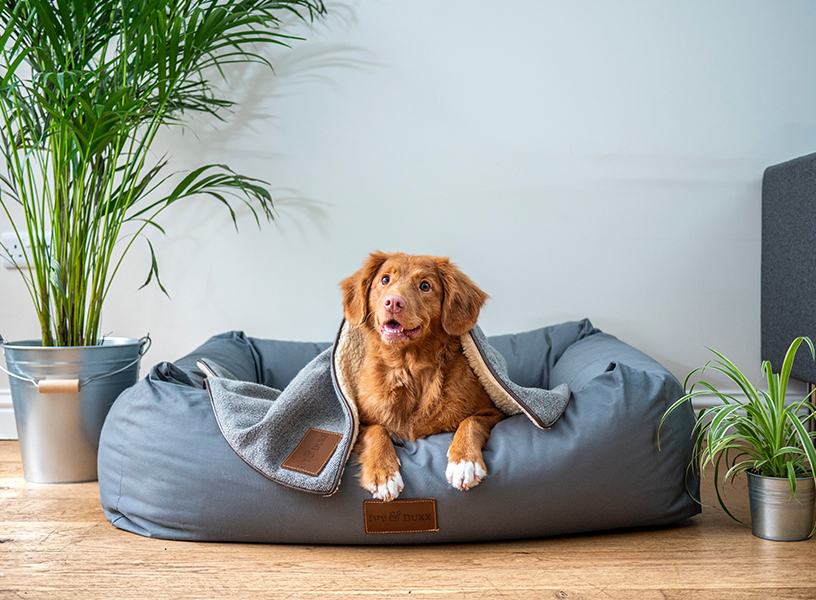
[380,319,422,343]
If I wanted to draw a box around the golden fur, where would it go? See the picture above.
[340,251,505,501]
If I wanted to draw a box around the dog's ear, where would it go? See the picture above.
[435,257,488,337]
[340,251,389,325]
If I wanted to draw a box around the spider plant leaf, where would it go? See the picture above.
[745,391,775,441]
[682,362,712,391]
[762,360,778,406]
[758,389,777,425]
[790,416,816,478]
[690,378,741,404]
[779,337,815,406]
[724,458,756,482]
[707,433,747,462]
[776,445,805,458]
[658,391,705,449]
[786,462,799,496]
[713,452,747,526]
[703,361,760,404]
[707,404,743,439]
[787,400,816,433]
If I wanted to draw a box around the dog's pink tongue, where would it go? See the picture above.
[383,321,403,333]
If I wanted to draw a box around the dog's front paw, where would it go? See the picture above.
[446,460,487,491]
[365,471,404,502]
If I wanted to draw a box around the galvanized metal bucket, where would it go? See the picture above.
[748,472,816,541]
[0,335,150,483]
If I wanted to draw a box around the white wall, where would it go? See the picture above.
[3,0,816,427]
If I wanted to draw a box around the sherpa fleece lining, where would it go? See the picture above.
[336,321,529,421]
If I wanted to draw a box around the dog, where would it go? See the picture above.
[340,251,506,502]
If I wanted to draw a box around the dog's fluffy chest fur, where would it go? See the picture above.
[356,333,493,442]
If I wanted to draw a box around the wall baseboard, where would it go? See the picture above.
[0,388,17,440]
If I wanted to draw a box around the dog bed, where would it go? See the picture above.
[98,319,700,544]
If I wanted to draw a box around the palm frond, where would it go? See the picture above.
[0,0,325,345]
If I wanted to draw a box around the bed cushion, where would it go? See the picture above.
[97,319,699,544]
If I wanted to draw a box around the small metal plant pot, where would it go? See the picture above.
[747,471,816,542]
[1,336,149,483]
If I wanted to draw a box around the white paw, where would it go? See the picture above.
[446,460,487,491]
[368,472,404,502]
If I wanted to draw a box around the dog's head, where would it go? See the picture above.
[340,251,488,345]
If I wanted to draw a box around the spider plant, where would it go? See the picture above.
[661,336,816,525]
[0,0,325,347]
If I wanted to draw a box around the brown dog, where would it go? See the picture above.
[340,251,505,501]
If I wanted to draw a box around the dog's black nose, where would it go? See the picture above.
[383,294,406,314]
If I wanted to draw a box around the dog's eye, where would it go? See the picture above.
[419,281,431,292]
[380,275,390,285]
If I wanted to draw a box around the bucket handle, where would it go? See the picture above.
[0,334,151,394]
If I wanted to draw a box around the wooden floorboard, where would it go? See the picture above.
[1,440,815,599]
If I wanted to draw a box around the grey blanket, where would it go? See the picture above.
[203,320,570,496]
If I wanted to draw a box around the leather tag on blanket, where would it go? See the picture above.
[281,428,342,476]
[364,499,439,534]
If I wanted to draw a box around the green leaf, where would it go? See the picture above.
[713,452,748,526]
[138,237,169,298]
[779,337,815,406]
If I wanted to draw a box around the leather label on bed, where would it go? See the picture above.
[363,499,439,534]
[281,428,343,476]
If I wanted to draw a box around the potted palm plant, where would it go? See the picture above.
[661,337,816,541]
[0,0,325,483]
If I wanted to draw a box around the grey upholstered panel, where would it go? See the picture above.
[762,153,816,383]
[98,320,699,544]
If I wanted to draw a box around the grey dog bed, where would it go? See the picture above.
[98,319,700,544]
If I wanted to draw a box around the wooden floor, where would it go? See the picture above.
[1,441,815,600]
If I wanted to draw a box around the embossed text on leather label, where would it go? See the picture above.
[364,498,439,534]
[281,428,342,476]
